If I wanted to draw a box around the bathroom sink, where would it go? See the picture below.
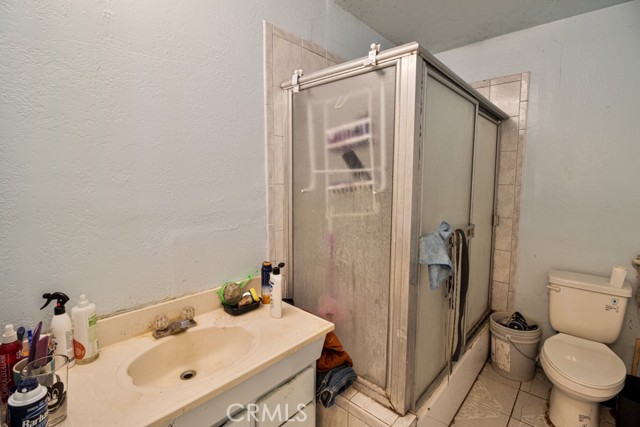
[126,326,254,388]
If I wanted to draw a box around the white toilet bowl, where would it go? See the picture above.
[540,334,626,427]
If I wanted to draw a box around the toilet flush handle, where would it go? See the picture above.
[547,284,561,292]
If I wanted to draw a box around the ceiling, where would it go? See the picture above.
[334,0,631,53]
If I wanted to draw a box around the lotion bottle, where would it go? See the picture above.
[41,292,75,367]
[71,294,99,364]
[270,263,285,319]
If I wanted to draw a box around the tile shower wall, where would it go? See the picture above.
[471,73,530,313]
[263,22,343,290]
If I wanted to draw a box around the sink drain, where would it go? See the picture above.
[180,370,197,381]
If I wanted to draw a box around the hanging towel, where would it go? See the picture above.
[316,363,357,408]
[419,221,453,290]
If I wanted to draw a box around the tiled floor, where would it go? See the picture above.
[450,361,617,427]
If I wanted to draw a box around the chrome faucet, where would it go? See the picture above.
[152,306,197,339]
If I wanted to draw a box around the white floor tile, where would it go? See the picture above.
[511,391,549,427]
[452,412,509,427]
[520,369,551,400]
[479,361,521,390]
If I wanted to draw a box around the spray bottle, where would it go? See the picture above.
[269,263,285,319]
[41,292,75,367]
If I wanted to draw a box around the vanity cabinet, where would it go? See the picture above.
[170,366,315,427]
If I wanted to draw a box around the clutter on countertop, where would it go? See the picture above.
[218,272,262,316]
[270,262,285,319]
[71,294,99,364]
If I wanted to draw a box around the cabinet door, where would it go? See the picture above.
[279,401,315,427]
[256,367,315,427]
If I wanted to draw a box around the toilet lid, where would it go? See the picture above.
[543,334,626,389]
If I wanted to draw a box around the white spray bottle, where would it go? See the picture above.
[270,263,285,319]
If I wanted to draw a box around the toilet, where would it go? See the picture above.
[541,270,631,427]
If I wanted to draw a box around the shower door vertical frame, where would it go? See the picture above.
[387,52,423,415]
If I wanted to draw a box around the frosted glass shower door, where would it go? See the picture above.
[415,75,476,400]
[291,68,396,388]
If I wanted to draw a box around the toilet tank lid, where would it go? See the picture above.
[548,270,632,298]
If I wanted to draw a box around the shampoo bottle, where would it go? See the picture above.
[261,261,272,304]
[41,292,75,367]
[71,294,99,364]
[269,263,285,319]
[0,325,23,406]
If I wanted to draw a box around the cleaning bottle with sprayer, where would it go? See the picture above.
[270,263,285,319]
[41,292,75,367]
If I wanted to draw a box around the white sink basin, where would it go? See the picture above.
[126,326,254,388]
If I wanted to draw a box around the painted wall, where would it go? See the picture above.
[436,1,640,368]
[0,0,391,330]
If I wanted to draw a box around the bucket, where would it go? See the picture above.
[490,312,541,382]
[617,374,640,427]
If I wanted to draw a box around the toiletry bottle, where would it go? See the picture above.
[71,294,99,364]
[261,261,273,304]
[0,325,23,406]
[41,292,75,367]
[270,263,285,319]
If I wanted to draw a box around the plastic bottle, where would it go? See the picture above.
[71,294,99,364]
[41,292,75,367]
[7,378,48,427]
[0,325,23,406]
[261,261,273,305]
[270,263,285,319]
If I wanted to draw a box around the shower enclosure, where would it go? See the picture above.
[282,43,508,414]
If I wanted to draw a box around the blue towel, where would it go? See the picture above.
[419,221,453,290]
[316,364,357,408]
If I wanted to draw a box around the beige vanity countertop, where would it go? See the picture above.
[58,302,333,427]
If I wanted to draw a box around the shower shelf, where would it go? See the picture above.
[325,117,372,150]
[326,181,374,193]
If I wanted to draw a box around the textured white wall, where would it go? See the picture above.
[436,1,640,368]
[0,0,391,329]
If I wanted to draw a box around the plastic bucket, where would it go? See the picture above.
[490,312,541,382]
[617,375,640,427]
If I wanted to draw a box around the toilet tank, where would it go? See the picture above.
[548,270,632,344]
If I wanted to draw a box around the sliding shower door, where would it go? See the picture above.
[465,116,499,333]
[414,73,477,400]
[290,67,397,388]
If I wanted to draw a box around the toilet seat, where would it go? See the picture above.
[541,333,626,401]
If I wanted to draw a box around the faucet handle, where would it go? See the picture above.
[153,313,169,330]
[182,306,195,321]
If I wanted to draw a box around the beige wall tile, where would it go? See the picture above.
[471,79,491,89]
[491,73,522,86]
[347,403,389,427]
[273,25,302,45]
[273,36,303,88]
[490,81,521,117]
[520,72,530,101]
[498,151,517,185]
[476,86,490,99]
[350,392,399,426]
[515,156,524,186]
[493,250,511,283]
[274,136,285,185]
[496,185,515,218]
[302,48,328,74]
[492,281,508,313]
[518,101,528,130]
[273,86,285,137]
[267,224,275,260]
[517,130,526,157]
[275,229,285,264]
[507,291,516,312]
[275,184,285,231]
[500,118,518,152]
[302,38,328,57]
[494,218,513,251]
[513,185,522,224]
[317,403,349,427]
[391,414,417,427]
[509,247,519,293]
